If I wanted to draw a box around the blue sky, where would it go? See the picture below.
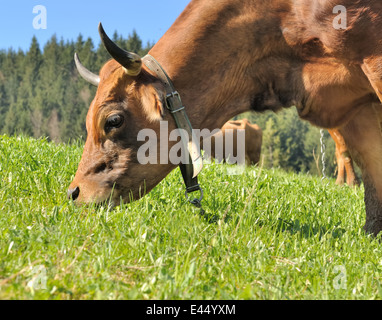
[0,0,191,51]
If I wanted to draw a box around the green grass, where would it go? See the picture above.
[0,134,381,300]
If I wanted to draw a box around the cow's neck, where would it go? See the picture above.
[149,0,289,131]
[149,0,380,131]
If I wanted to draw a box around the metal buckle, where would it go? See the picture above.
[170,106,185,114]
[166,91,181,100]
[165,91,183,111]
[185,186,203,207]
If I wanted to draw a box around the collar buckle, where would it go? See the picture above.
[166,91,185,113]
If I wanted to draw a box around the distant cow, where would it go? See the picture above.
[204,119,262,166]
[328,129,359,187]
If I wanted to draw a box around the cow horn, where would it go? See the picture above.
[74,53,100,86]
[98,22,142,76]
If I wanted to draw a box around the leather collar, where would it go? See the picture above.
[142,54,204,201]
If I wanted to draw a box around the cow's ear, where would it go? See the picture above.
[140,83,165,122]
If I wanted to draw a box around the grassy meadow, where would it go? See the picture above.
[0,134,381,300]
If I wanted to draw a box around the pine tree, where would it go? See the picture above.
[262,117,280,168]
[0,63,8,131]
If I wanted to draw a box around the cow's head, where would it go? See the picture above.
[67,24,177,206]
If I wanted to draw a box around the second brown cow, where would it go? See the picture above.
[204,119,262,166]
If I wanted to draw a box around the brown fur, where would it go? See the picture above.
[69,0,382,235]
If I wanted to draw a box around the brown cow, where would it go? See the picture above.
[205,119,262,166]
[328,129,359,187]
[69,0,382,235]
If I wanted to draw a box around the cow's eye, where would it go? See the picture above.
[105,114,124,131]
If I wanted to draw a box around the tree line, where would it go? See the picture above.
[0,31,343,178]
[0,31,152,143]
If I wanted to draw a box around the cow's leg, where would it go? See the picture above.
[339,104,382,236]
[245,154,251,166]
[335,144,346,185]
[343,152,358,187]
[328,129,346,185]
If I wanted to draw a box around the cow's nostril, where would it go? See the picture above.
[67,187,80,201]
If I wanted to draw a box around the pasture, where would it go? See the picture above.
[0,135,381,300]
